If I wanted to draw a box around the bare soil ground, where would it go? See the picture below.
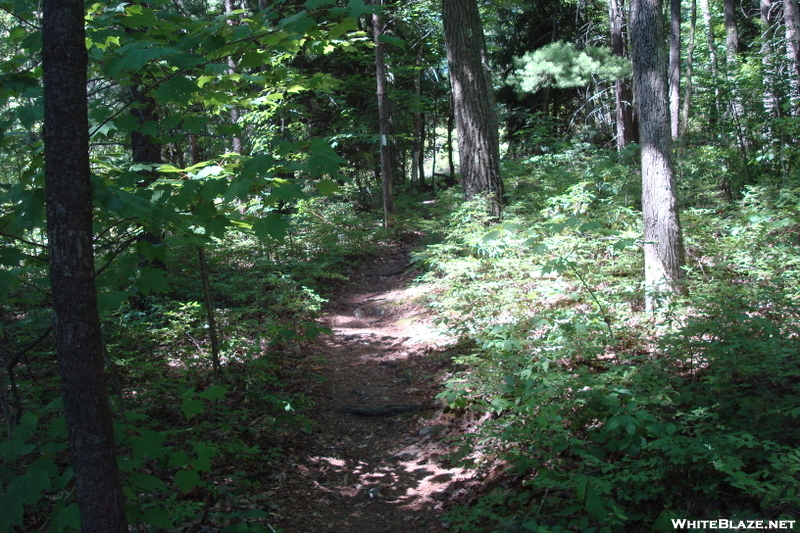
[267,237,479,533]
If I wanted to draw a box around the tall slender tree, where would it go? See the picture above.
[785,0,800,113]
[630,0,686,307]
[609,0,635,150]
[442,0,504,216]
[42,0,128,530]
[680,0,697,137]
[372,0,394,227]
[669,0,681,138]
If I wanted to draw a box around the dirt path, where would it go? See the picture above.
[268,239,474,533]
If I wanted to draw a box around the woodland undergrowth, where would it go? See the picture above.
[1,191,391,533]
[411,145,800,532]
[3,144,800,533]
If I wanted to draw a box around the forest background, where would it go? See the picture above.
[1,0,800,531]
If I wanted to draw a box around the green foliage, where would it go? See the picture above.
[510,42,631,93]
[419,146,800,532]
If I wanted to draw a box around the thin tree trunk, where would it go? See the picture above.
[670,0,681,139]
[225,0,243,153]
[189,135,221,377]
[198,247,221,377]
[372,1,394,227]
[630,0,686,308]
[760,0,780,119]
[42,0,128,529]
[446,103,456,186]
[785,0,800,114]
[723,0,747,153]
[699,0,721,124]
[681,0,697,137]
[412,47,424,188]
[442,0,504,216]
[609,0,635,150]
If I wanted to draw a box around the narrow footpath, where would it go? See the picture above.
[266,238,477,533]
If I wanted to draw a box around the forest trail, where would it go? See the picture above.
[268,236,474,533]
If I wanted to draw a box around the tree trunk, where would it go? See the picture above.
[225,0,243,153]
[724,0,740,59]
[42,0,128,530]
[442,0,504,216]
[446,101,456,186]
[761,0,781,119]
[412,47,425,188]
[723,0,747,150]
[785,0,800,114]
[630,0,686,308]
[699,0,721,125]
[609,0,635,150]
[669,0,681,139]
[680,0,697,137]
[372,1,394,227]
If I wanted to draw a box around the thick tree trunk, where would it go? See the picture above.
[724,0,740,59]
[681,0,697,137]
[442,0,504,216]
[630,0,686,308]
[42,0,128,530]
[372,2,394,227]
[669,0,681,139]
[609,0,635,151]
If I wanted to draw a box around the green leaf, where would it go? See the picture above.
[182,398,204,421]
[139,506,174,529]
[305,0,337,8]
[7,468,51,504]
[174,469,201,493]
[585,484,606,521]
[168,450,190,468]
[378,35,406,50]
[279,10,314,35]
[135,267,170,295]
[241,154,276,178]
[198,384,227,400]
[0,491,25,532]
[306,138,345,177]
[192,442,217,472]
[130,429,166,461]
[128,472,166,494]
[316,179,339,195]
[55,503,80,532]
[252,212,289,241]
[154,74,198,106]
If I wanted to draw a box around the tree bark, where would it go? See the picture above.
[225,0,243,153]
[669,0,681,139]
[372,1,394,227]
[680,0,697,137]
[630,0,686,307]
[785,0,800,114]
[760,0,781,119]
[412,47,425,188]
[699,0,721,124]
[42,0,128,530]
[442,0,504,216]
[609,0,635,151]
